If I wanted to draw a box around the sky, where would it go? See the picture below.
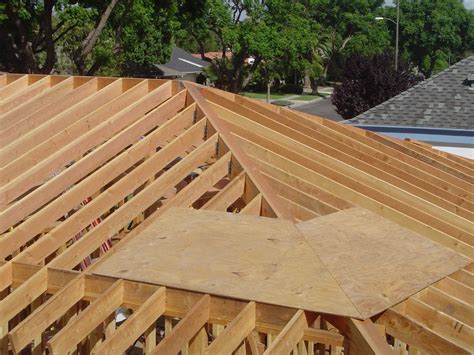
[385,0,474,9]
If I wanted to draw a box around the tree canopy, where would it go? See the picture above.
[1,0,472,83]
[0,0,197,75]
[392,0,474,78]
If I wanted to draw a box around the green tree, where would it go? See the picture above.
[0,0,189,75]
[391,0,474,77]
[307,0,391,83]
[0,0,57,73]
[185,0,314,93]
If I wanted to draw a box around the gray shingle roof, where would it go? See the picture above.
[349,56,474,130]
[155,47,210,77]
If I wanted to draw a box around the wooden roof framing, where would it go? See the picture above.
[0,73,472,354]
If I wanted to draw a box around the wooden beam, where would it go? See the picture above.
[277,194,320,221]
[0,74,48,102]
[368,132,472,184]
[432,277,472,304]
[9,275,85,354]
[207,301,256,354]
[0,75,54,114]
[189,327,208,354]
[377,307,470,354]
[345,318,394,355]
[91,287,166,355]
[414,286,473,327]
[206,89,473,213]
[212,115,353,211]
[7,262,335,339]
[282,108,473,202]
[0,74,23,91]
[0,80,172,209]
[402,297,473,350]
[0,267,48,323]
[47,132,216,269]
[2,95,192,261]
[247,331,264,355]
[0,261,12,292]
[0,76,78,132]
[401,140,473,177]
[0,94,190,251]
[237,135,473,257]
[263,172,339,216]
[449,269,474,288]
[151,150,232,215]
[210,101,472,238]
[47,279,124,354]
[151,294,210,354]
[240,193,262,216]
[0,77,116,164]
[263,310,307,354]
[184,82,294,221]
[202,171,245,211]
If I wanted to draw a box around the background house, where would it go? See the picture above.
[347,56,474,158]
[155,47,210,82]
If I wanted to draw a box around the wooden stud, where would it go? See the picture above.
[207,301,256,354]
[151,294,210,354]
[47,133,216,269]
[202,171,245,211]
[9,275,85,353]
[264,310,308,355]
[91,287,166,355]
[47,279,124,354]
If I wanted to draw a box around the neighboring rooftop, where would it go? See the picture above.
[349,55,474,130]
[155,47,210,77]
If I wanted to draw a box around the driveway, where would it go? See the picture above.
[292,97,343,122]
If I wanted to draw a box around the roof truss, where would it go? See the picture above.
[0,74,472,354]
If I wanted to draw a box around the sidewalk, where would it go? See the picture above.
[267,87,334,107]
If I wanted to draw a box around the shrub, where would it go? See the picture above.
[272,99,293,106]
[332,54,422,119]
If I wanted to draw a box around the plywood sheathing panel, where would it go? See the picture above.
[297,207,470,318]
[93,207,362,318]
[93,207,469,320]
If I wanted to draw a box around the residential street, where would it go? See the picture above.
[292,97,343,121]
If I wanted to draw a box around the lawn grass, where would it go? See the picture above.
[271,99,293,106]
[292,93,330,101]
[241,92,290,100]
[292,94,319,101]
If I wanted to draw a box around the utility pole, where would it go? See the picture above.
[395,0,400,71]
[375,0,400,70]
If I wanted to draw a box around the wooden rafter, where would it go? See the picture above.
[0,74,472,355]
[184,81,295,221]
